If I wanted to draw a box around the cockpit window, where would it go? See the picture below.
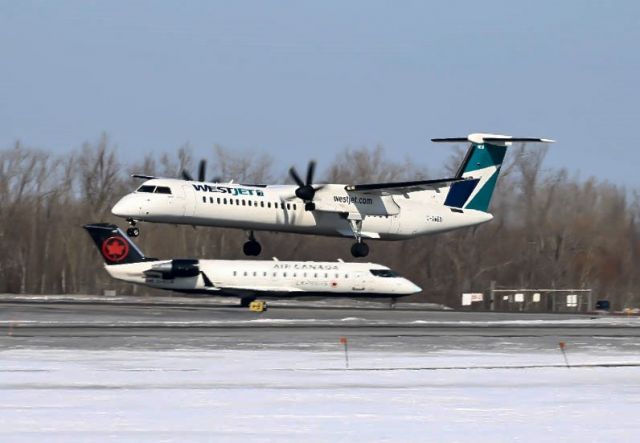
[137,185,156,193]
[369,269,399,278]
[155,186,172,194]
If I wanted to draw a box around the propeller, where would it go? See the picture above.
[289,160,324,210]
[181,159,221,182]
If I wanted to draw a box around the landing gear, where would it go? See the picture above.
[126,219,139,237]
[351,242,369,258]
[240,297,256,307]
[348,217,369,257]
[243,231,262,256]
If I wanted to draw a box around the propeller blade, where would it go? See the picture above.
[306,161,316,186]
[181,170,194,181]
[198,160,207,182]
[289,167,305,187]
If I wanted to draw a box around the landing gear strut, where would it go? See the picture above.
[126,219,139,237]
[243,231,262,256]
[348,218,369,257]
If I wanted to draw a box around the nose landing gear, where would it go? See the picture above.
[126,219,140,237]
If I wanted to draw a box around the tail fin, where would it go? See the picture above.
[435,133,554,212]
[83,223,146,265]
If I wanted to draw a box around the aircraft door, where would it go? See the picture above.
[351,271,366,292]
[164,185,183,215]
[182,185,196,216]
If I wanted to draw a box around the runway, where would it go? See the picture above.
[3,294,640,441]
[1,294,639,352]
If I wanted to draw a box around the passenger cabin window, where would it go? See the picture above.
[369,269,399,278]
[155,186,172,194]
[137,185,155,193]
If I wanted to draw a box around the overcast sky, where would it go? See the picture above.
[1,1,639,184]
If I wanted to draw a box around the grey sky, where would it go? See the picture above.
[1,1,639,184]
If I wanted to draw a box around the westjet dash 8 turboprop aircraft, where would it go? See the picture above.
[84,223,421,305]
[112,133,553,257]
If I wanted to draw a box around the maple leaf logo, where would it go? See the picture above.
[101,237,130,262]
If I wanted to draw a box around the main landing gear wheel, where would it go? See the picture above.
[240,297,256,307]
[126,227,140,237]
[351,242,369,258]
[243,240,262,256]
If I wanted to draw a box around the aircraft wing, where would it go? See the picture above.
[344,177,465,194]
[218,285,305,294]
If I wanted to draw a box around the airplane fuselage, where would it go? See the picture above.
[106,259,421,297]
[112,179,493,240]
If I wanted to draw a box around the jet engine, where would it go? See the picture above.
[144,259,200,279]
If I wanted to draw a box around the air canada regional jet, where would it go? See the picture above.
[112,133,553,257]
[84,223,421,306]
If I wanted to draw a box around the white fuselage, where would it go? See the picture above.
[105,259,421,297]
[112,179,493,240]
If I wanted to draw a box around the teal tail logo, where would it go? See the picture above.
[435,134,554,212]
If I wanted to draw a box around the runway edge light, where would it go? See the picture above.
[559,341,570,368]
[340,337,349,369]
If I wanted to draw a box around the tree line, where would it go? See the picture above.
[1,134,638,309]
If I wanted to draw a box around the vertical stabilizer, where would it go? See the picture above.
[83,223,146,265]
[434,134,554,212]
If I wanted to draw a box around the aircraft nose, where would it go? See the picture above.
[401,279,422,294]
[111,194,139,218]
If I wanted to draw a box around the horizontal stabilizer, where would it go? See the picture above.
[432,133,555,145]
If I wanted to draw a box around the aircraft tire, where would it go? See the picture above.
[126,227,140,237]
[240,297,256,307]
[351,242,369,258]
[243,240,262,256]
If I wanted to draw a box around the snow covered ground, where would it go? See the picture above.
[2,347,639,442]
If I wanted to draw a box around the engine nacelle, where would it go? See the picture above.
[144,259,200,279]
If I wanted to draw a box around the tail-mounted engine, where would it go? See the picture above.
[144,259,200,280]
